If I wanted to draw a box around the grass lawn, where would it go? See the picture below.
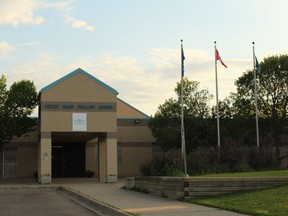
[186,170,288,216]
[187,185,288,216]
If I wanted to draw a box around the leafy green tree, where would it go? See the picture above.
[175,78,212,118]
[0,75,38,147]
[149,77,214,151]
[233,54,288,119]
[211,97,249,144]
[232,54,288,161]
[211,97,236,119]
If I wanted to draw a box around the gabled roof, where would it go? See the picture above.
[117,97,150,119]
[40,68,118,95]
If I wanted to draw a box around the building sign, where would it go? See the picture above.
[72,113,87,131]
[42,102,116,112]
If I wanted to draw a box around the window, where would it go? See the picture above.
[3,148,17,178]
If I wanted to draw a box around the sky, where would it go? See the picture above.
[1,0,288,117]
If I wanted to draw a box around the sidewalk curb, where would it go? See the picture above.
[0,184,59,190]
[60,186,131,216]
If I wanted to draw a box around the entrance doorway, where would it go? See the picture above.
[52,142,85,178]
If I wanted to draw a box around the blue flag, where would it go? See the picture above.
[181,44,185,77]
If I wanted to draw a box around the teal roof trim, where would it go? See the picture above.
[117,97,150,118]
[40,68,118,95]
[117,117,150,120]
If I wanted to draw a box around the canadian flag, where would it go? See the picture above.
[215,49,227,68]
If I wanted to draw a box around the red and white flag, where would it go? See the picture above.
[215,49,227,68]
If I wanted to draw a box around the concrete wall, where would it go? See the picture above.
[130,176,288,199]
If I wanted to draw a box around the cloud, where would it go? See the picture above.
[18,41,44,47]
[0,0,45,26]
[64,15,95,32]
[0,41,15,58]
[147,48,252,105]
[0,0,95,31]
[38,0,74,12]
[4,48,251,116]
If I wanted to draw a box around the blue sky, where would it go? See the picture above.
[1,0,288,116]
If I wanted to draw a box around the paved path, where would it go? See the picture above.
[0,189,97,216]
[56,179,249,216]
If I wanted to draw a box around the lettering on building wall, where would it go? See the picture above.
[42,102,116,112]
[62,104,74,109]
[44,104,59,109]
[78,104,96,109]
[99,104,113,110]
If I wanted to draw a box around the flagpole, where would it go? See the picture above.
[181,39,188,177]
[2,148,4,178]
[252,42,260,149]
[214,41,221,148]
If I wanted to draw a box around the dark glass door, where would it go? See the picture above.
[52,143,85,177]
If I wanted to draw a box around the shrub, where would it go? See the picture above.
[247,145,279,170]
[219,138,246,172]
[187,147,219,175]
[86,170,95,178]
[140,142,282,177]
[139,161,152,176]
[139,150,183,176]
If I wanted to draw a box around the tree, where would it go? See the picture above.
[148,77,214,151]
[233,54,288,120]
[174,78,212,118]
[0,75,38,147]
[232,55,288,162]
[211,97,235,119]
[211,97,249,144]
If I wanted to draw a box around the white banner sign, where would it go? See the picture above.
[72,113,87,131]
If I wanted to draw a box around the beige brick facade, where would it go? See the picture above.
[1,68,155,183]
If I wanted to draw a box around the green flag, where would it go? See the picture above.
[255,56,260,74]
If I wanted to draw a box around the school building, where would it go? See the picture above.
[0,68,155,184]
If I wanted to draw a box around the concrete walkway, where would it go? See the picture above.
[55,179,249,216]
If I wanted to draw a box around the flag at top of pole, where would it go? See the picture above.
[181,39,185,77]
[255,56,260,74]
[215,48,227,68]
